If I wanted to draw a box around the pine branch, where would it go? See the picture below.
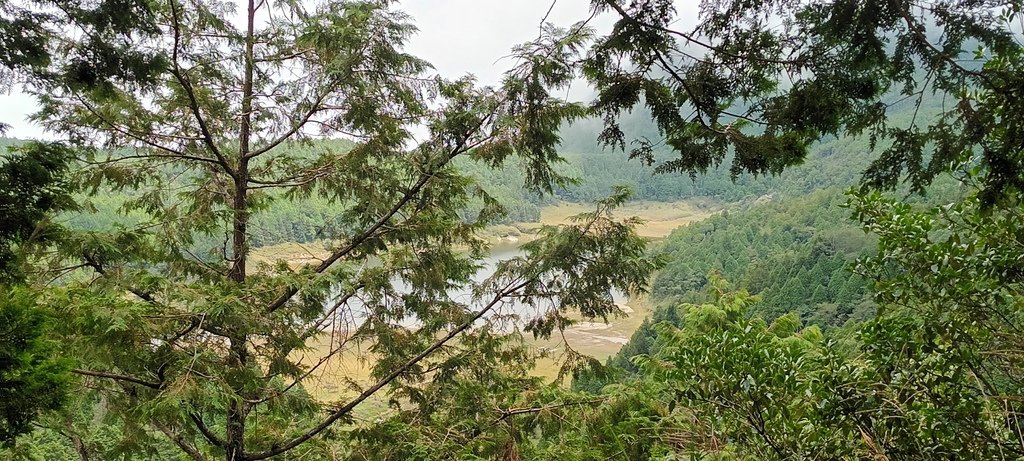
[601,0,802,66]
[81,253,156,304]
[75,97,196,159]
[168,0,235,179]
[263,109,498,314]
[246,278,532,460]
[496,398,607,421]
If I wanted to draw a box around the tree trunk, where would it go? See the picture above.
[225,0,256,459]
[64,417,90,461]
[229,0,256,284]
[224,335,250,461]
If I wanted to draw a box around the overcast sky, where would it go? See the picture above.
[402,0,611,85]
[0,0,688,139]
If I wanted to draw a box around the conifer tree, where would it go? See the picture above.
[586,0,1021,204]
[17,1,660,459]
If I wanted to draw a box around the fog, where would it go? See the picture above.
[0,0,693,139]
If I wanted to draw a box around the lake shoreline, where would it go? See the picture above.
[251,198,721,268]
[254,199,717,400]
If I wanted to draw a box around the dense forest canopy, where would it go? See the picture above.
[1,0,1024,460]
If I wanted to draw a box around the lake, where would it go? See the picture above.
[325,242,628,332]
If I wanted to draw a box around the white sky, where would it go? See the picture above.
[0,0,691,139]
[401,0,611,86]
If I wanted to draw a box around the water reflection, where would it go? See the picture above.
[323,242,627,334]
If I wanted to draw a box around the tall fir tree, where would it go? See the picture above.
[15,1,661,459]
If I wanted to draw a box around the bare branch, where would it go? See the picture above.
[496,398,607,420]
[72,368,162,390]
[82,253,157,304]
[154,421,208,461]
[76,97,194,159]
[254,47,313,63]
[246,92,331,160]
[189,412,227,448]
[84,152,225,168]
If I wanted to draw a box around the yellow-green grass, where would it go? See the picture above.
[255,199,717,411]
[539,199,720,240]
[295,292,651,399]
[250,199,721,268]
[526,293,652,381]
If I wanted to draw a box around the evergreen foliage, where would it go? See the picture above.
[6,0,1024,459]
[0,141,75,449]
[651,189,876,325]
[0,288,68,447]
[0,0,165,131]
[4,2,661,459]
[585,0,1021,204]
[563,2,1024,457]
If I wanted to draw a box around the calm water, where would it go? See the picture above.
[326,242,627,331]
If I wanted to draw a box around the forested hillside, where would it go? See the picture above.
[6,120,880,245]
[651,190,874,324]
[466,112,888,207]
